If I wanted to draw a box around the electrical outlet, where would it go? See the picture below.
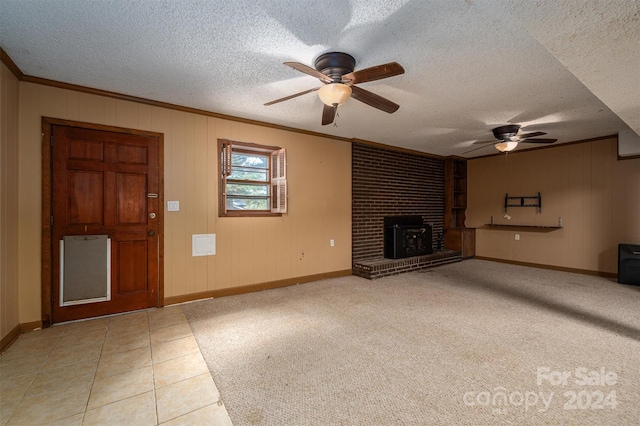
[515,234,520,241]
[330,239,335,247]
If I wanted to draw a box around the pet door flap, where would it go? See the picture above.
[60,235,111,306]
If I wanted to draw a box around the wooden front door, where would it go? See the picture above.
[47,122,162,323]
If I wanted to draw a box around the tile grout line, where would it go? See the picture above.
[2,307,228,425]
[80,324,108,424]
[150,311,161,425]
[4,326,64,425]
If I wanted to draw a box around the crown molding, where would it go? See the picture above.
[0,47,24,79]
[0,49,448,158]
[4,48,604,161]
[469,134,618,160]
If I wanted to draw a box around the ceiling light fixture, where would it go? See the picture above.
[495,141,519,152]
[318,83,352,107]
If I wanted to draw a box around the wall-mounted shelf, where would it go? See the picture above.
[505,192,541,213]
[482,224,562,233]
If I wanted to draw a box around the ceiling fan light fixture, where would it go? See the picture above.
[318,83,352,107]
[495,141,518,152]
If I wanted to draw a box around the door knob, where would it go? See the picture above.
[149,212,156,219]
[148,230,156,236]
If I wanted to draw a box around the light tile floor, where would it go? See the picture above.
[0,306,233,425]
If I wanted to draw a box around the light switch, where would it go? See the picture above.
[167,201,179,211]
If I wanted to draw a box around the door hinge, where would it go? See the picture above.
[50,216,54,226]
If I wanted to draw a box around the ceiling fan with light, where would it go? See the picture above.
[464,124,557,155]
[264,52,405,125]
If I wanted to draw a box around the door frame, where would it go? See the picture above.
[41,117,164,326]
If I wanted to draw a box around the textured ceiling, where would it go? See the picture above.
[1,0,638,157]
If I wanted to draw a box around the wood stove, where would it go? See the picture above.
[384,216,433,259]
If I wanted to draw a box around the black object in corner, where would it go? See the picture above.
[618,244,640,285]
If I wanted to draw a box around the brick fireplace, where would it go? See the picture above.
[352,142,461,278]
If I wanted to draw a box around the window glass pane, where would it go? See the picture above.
[226,183,269,196]
[227,197,269,210]
[232,153,268,168]
[230,152,268,182]
[229,166,268,182]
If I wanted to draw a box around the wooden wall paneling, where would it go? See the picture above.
[182,113,197,296]
[231,217,254,287]
[213,216,233,290]
[77,91,106,124]
[39,85,67,119]
[589,140,615,272]
[580,143,595,271]
[466,159,488,228]
[192,114,209,294]
[275,215,294,281]
[215,118,233,141]
[624,160,640,240]
[66,90,81,121]
[169,111,188,297]
[565,143,590,270]
[252,217,272,281]
[212,119,234,290]
[20,85,49,323]
[604,140,620,271]
[0,63,20,341]
[18,82,352,324]
[593,140,612,271]
[311,215,327,273]
[103,97,117,125]
[611,159,626,249]
[291,215,310,278]
[114,100,139,130]
[149,106,172,298]
[468,137,637,275]
[205,117,218,291]
[138,103,153,130]
[265,219,280,282]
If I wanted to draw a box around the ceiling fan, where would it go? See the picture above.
[464,124,557,155]
[264,52,405,125]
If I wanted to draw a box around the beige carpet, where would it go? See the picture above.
[183,259,640,425]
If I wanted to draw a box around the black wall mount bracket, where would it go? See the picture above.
[505,192,542,213]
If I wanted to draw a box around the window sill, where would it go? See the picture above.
[220,212,283,218]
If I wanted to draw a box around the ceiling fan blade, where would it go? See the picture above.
[350,85,399,113]
[264,87,319,106]
[284,62,333,83]
[517,131,546,139]
[322,104,337,126]
[342,62,405,85]
[521,138,557,144]
[473,139,498,145]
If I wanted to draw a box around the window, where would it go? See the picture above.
[218,139,287,216]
